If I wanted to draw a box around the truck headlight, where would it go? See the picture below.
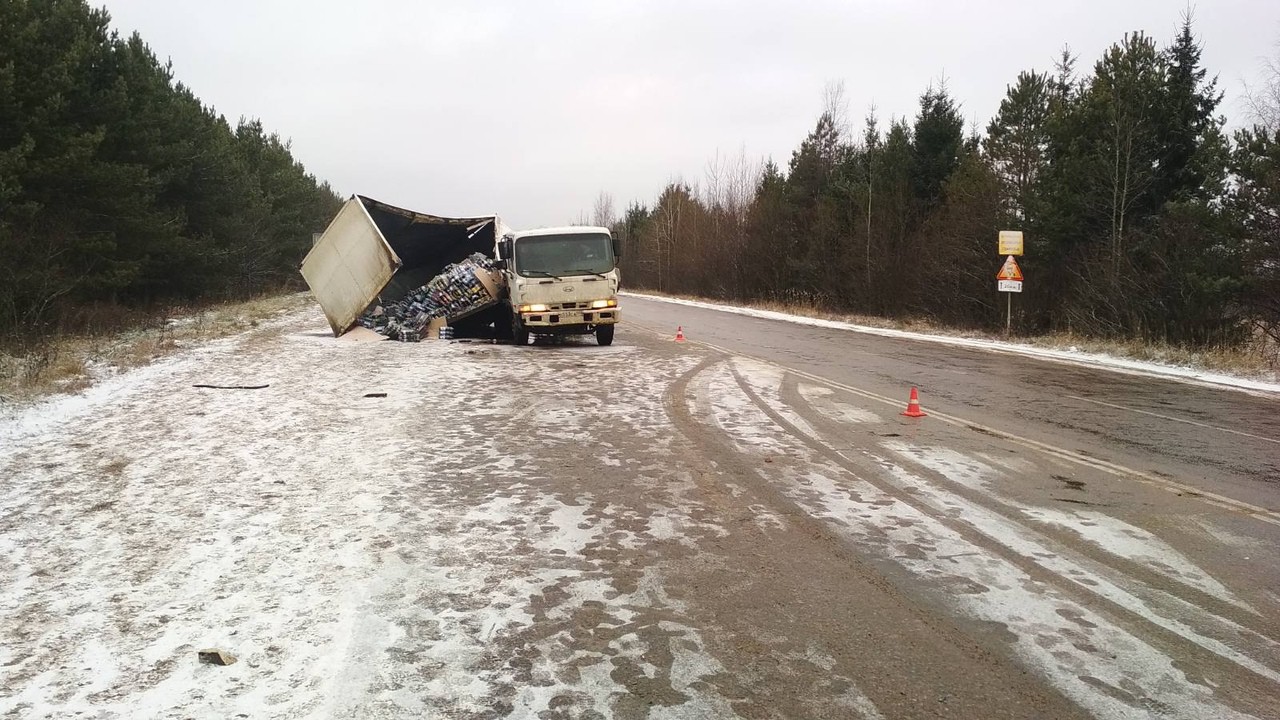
[519,304,548,313]
[590,299,617,309]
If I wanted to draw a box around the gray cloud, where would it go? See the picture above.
[101,0,1277,228]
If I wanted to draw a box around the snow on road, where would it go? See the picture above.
[0,308,731,718]
[705,358,1275,720]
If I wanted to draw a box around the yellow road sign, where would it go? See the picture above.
[999,230,1024,256]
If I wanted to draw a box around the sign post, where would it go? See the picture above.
[996,231,1024,335]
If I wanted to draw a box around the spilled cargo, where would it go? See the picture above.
[299,195,510,338]
[357,254,503,341]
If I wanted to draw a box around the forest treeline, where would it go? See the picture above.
[0,0,342,339]
[606,19,1280,349]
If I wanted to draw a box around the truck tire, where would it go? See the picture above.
[595,324,614,346]
[494,310,515,341]
[514,320,530,347]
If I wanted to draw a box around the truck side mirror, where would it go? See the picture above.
[611,236,622,260]
[497,237,513,260]
[492,259,508,270]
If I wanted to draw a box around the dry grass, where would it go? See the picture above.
[1019,331,1279,380]
[641,290,1279,382]
[0,292,316,405]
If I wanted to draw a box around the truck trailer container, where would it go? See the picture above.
[300,195,509,337]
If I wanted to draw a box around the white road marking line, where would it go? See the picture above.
[1066,395,1280,446]
[622,291,1280,397]
[785,364,1280,528]
[635,321,1280,527]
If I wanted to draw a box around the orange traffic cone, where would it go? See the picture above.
[674,326,687,343]
[901,387,927,417]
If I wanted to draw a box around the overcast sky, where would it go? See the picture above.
[100,0,1276,228]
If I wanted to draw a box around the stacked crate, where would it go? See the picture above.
[358,254,502,341]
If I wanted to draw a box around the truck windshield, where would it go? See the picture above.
[514,233,614,277]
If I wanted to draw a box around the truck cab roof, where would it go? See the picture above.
[512,226,611,239]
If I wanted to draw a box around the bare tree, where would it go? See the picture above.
[702,147,762,296]
[863,105,878,292]
[591,191,616,229]
[1244,42,1280,130]
[651,180,698,292]
[822,79,852,143]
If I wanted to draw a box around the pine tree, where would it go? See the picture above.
[915,152,1001,324]
[1079,33,1167,283]
[985,71,1051,223]
[615,201,650,284]
[787,112,843,208]
[911,82,965,211]
[873,120,915,314]
[783,112,846,295]
[1129,15,1240,344]
[0,0,341,335]
[1228,127,1280,343]
[745,160,790,297]
[1157,14,1227,205]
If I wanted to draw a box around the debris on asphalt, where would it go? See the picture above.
[192,384,270,390]
[197,649,237,666]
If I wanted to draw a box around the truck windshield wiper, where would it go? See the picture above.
[570,269,609,279]
[523,269,562,280]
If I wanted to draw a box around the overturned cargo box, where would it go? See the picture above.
[300,195,510,336]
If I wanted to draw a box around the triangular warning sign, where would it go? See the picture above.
[996,255,1023,281]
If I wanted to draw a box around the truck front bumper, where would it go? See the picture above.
[522,307,620,331]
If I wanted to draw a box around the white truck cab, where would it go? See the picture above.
[496,226,621,346]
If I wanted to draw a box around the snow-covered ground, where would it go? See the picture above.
[3,304,1274,719]
[623,292,1280,396]
[0,308,732,718]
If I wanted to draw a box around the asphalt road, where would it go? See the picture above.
[2,299,1278,719]
[622,292,1280,719]
[624,293,1280,511]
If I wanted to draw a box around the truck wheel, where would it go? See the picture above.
[595,324,614,346]
[514,321,530,347]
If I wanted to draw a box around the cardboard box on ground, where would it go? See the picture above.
[358,255,506,342]
[426,317,447,339]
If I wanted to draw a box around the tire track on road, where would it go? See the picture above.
[725,361,1280,717]
[778,373,1279,640]
[661,355,1090,720]
[775,372,1280,691]
[656,327,1280,527]
[630,315,1280,527]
